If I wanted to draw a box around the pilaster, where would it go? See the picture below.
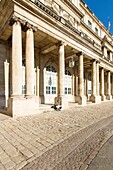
[106,71,112,100]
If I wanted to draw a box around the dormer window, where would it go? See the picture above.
[95,27,98,35]
[88,20,92,29]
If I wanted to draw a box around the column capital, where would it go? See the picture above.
[24,22,38,32]
[100,67,104,70]
[96,60,100,64]
[9,15,38,32]
[58,41,66,47]
[92,59,96,62]
[77,51,84,57]
[9,15,21,26]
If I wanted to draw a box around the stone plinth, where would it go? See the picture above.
[8,97,39,117]
[75,95,86,105]
[101,95,106,101]
[54,95,68,109]
[90,95,101,103]
[106,95,112,100]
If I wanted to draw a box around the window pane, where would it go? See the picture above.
[46,86,50,94]
[52,87,56,94]
[68,88,71,94]
[95,27,98,34]
[22,85,26,95]
[65,88,67,94]
[88,20,92,29]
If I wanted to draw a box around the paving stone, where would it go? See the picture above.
[0,163,5,170]
[0,101,113,169]
[4,160,16,170]
[1,156,12,165]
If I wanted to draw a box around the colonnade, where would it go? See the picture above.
[8,16,113,116]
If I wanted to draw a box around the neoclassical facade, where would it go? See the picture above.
[0,0,113,117]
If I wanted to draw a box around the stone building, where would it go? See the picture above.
[0,0,113,117]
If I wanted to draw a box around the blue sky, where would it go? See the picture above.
[83,0,113,35]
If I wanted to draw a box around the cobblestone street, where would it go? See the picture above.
[0,101,113,169]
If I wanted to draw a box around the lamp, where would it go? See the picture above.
[69,58,75,67]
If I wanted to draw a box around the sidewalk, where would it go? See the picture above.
[0,101,113,170]
[87,135,113,170]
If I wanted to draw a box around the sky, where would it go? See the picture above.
[83,0,113,35]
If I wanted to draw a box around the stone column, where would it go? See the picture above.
[77,52,86,105]
[111,74,113,98]
[96,61,101,102]
[25,27,35,97]
[96,62,99,96]
[58,42,65,96]
[85,72,88,99]
[4,60,9,107]
[72,74,75,96]
[8,17,39,117]
[100,68,105,101]
[90,59,97,103]
[11,21,22,97]
[106,71,112,100]
[36,66,39,97]
[8,19,23,117]
[75,66,78,96]
[55,42,68,108]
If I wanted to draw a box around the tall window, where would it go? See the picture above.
[88,20,92,29]
[95,27,98,35]
[46,66,57,94]
[64,70,72,94]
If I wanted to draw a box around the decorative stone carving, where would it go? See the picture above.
[9,15,38,32]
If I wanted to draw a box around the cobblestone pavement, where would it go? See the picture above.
[0,101,113,169]
[87,135,113,170]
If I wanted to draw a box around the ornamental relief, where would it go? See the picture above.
[43,0,77,27]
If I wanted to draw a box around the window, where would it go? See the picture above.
[88,20,92,29]
[22,85,26,95]
[95,27,98,35]
[64,70,72,95]
[46,66,57,94]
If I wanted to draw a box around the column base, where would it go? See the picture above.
[8,96,39,118]
[90,95,101,103]
[75,95,86,105]
[106,95,112,100]
[54,95,68,109]
[101,95,106,101]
